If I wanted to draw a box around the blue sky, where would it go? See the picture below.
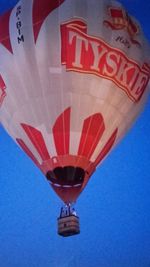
[0,1,150,267]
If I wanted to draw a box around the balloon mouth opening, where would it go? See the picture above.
[46,166,85,187]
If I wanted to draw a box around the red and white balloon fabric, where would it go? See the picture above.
[0,0,150,203]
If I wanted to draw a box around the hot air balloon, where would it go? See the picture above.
[0,0,150,237]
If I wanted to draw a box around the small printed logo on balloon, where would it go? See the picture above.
[104,6,141,47]
[0,75,6,107]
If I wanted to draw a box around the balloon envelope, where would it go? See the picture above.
[0,0,150,203]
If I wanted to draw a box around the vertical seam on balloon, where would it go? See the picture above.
[60,2,67,158]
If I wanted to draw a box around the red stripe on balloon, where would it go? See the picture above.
[78,113,105,159]
[94,128,118,167]
[21,123,50,161]
[0,75,6,107]
[32,0,65,43]
[0,74,6,89]
[53,107,71,155]
[0,10,13,53]
[16,138,40,167]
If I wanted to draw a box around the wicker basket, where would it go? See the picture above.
[57,215,80,237]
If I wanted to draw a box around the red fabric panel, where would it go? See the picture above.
[0,10,13,53]
[21,123,50,161]
[0,75,6,107]
[32,0,65,42]
[53,107,71,155]
[51,184,82,204]
[94,128,118,167]
[0,74,6,89]
[78,113,105,159]
[16,138,40,167]
[110,8,124,19]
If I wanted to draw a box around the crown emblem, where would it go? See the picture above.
[104,6,141,47]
